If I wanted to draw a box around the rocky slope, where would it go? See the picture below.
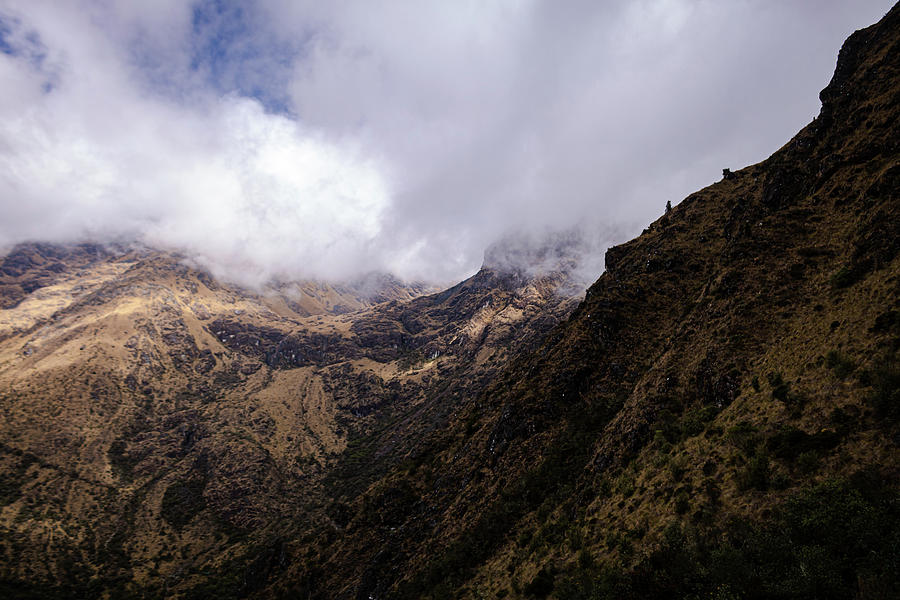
[269,5,900,599]
[2,4,900,599]
[0,239,582,598]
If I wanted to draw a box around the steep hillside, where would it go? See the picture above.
[0,242,581,598]
[0,5,898,600]
[274,6,900,599]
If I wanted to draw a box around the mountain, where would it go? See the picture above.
[275,5,900,599]
[0,238,582,598]
[2,4,900,599]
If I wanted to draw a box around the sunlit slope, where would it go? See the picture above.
[0,240,582,597]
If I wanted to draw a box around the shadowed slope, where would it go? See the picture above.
[278,5,900,599]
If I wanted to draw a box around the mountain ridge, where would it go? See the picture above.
[0,232,586,598]
[277,5,900,598]
[1,4,899,599]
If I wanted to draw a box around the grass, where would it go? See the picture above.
[539,474,899,600]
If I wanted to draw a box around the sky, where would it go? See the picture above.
[0,0,894,287]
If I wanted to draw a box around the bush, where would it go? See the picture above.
[161,477,207,529]
[607,476,899,599]
[830,263,866,288]
[524,565,555,598]
[766,426,840,462]
[656,409,681,444]
[825,350,857,379]
[737,451,770,491]
[107,439,138,481]
[682,406,718,438]
[726,421,759,455]
[0,448,37,506]
[766,373,807,415]
[796,451,820,475]
[400,398,618,597]
[868,359,900,424]
[768,372,789,400]
[617,472,636,497]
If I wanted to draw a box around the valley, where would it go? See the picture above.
[0,4,899,599]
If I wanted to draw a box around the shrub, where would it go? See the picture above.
[668,456,688,482]
[771,381,790,402]
[577,548,593,570]
[766,426,840,462]
[524,565,555,598]
[726,421,759,455]
[830,264,865,288]
[0,447,37,507]
[653,428,672,451]
[161,477,207,530]
[825,350,857,379]
[682,406,718,438]
[703,478,721,504]
[793,450,817,475]
[620,476,898,599]
[868,358,900,424]
[737,451,770,491]
[108,438,139,481]
[656,409,681,444]
[617,472,636,497]
[765,373,808,415]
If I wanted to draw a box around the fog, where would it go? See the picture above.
[0,1,893,287]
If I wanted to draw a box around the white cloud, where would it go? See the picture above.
[0,1,392,286]
[0,0,895,286]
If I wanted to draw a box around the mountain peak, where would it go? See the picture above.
[482,227,621,293]
[1,4,899,598]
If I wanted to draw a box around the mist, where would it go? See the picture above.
[0,1,894,288]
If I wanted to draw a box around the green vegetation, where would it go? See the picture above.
[867,357,900,424]
[524,565,556,598]
[538,475,899,600]
[725,421,759,455]
[398,348,426,371]
[766,426,840,463]
[107,438,138,482]
[212,370,242,390]
[398,397,621,598]
[0,447,37,507]
[766,372,806,415]
[825,350,857,379]
[767,372,790,402]
[161,477,207,530]
[830,264,862,288]
[736,450,770,491]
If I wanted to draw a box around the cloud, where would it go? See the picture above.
[0,0,895,287]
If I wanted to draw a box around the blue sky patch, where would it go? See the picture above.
[0,16,15,56]
[188,0,300,115]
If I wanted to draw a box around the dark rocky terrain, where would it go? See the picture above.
[1,4,899,599]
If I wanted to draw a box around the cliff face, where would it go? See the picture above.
[278,5,900,599]
[1,4,899,599]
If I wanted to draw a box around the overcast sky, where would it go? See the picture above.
[0,1,894,286]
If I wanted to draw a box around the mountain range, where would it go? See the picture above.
[1,4,899,599]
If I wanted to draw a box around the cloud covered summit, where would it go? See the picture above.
[0,0,892,286]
